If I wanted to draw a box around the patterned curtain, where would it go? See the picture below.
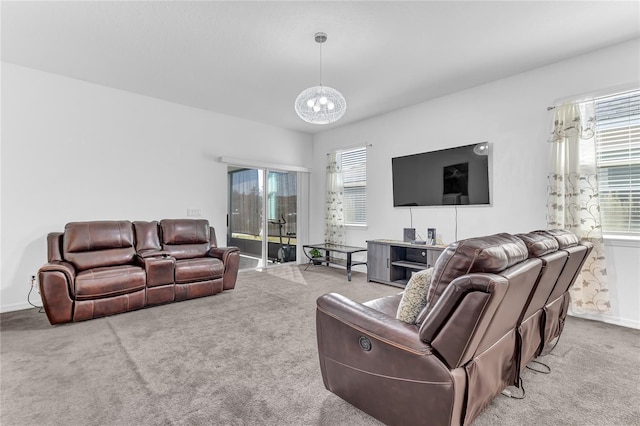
[324,151,345,245]
[547,102,610,314]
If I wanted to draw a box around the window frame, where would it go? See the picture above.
[592,89,640,238]
[339,146,367,227]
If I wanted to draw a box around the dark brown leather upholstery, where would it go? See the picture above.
[316,230,591,426]
[74,265,146,299]
[416,233,528,324]
[133,221,162,253]
[173,258,224,283]
[160,219,226,301]
[161,219,210,258]
[47,232,64,262]
[63,221,137,271]
[143,255,176,306]
[515,231,568,373]
[38,219,240,325]
[210,245,241,290]
[543,241,592,349]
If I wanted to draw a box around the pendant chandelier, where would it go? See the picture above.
[295,32,346,125]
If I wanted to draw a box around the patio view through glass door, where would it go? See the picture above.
[227,167,297,270]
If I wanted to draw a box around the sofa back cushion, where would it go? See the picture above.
[133,221,162,252]
[63,221,136,271]
[543,228,580,248]
[515,231,567,321]
[416,233,528,324]
[548,243,592,302]
[516,231,560,258]
[160,219,211,259]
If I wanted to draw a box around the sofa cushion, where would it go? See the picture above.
[543,229,580,248]
[174,258,224,284]
[516,232,559,258]
[161,219,211,259]
[396,267,434,324]
[63,221,136,271]
[416,233,528,324]
[133,221,162,252]
[161,219,210,244]
[74,265,146,300]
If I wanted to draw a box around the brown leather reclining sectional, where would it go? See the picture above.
[316,230,592,426]
[38,219,240,325]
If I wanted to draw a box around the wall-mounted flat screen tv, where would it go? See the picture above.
[392,143,490,207]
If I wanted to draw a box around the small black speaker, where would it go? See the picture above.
[403,228,416,242]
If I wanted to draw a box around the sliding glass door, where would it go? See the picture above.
[227,167,297,270]
[228,167,264,269]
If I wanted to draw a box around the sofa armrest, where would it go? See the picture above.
[209,246,240,290]
[316,293,455,386]
[38,261,76,325]
[208,246,239,262]
[135,255,175,287]
[418,273,509,368]
[39,261,76,288]
[317,292,428,353]
[316,292,465,426]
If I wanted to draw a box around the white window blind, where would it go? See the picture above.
[341,147,367,226]
[594,90,640,235]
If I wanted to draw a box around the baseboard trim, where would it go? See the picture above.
[0,301,41,314]
[568,311,640,330]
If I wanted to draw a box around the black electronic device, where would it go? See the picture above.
[392,143,490,207]
[403,228,416,242]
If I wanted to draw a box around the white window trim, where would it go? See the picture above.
[339,146,368,227]
[593,89,640,236]
[345,224,368,230]
[603,234,640,247]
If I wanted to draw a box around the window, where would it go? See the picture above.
[340,147,367,226]
[594,90,640,235]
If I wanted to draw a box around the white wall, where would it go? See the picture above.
[311,39,640,329]
[0,62,313,312]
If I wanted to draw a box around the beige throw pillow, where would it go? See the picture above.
[396,267,434,324]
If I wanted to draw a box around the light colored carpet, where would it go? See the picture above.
[1,264,639,425]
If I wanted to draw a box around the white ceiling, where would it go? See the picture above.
[2,1,639,134]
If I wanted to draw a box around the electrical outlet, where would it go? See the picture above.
[187,208,202,217]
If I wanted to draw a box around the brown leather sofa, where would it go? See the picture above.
[316,230,592,426]
[38,219,240,325]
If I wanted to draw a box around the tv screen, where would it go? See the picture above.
[392,143,490,207]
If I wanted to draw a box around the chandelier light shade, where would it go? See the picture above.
[295,85,346,124]
[295,32,346,125]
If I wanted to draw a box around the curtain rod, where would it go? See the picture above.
[546,85,639,111]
